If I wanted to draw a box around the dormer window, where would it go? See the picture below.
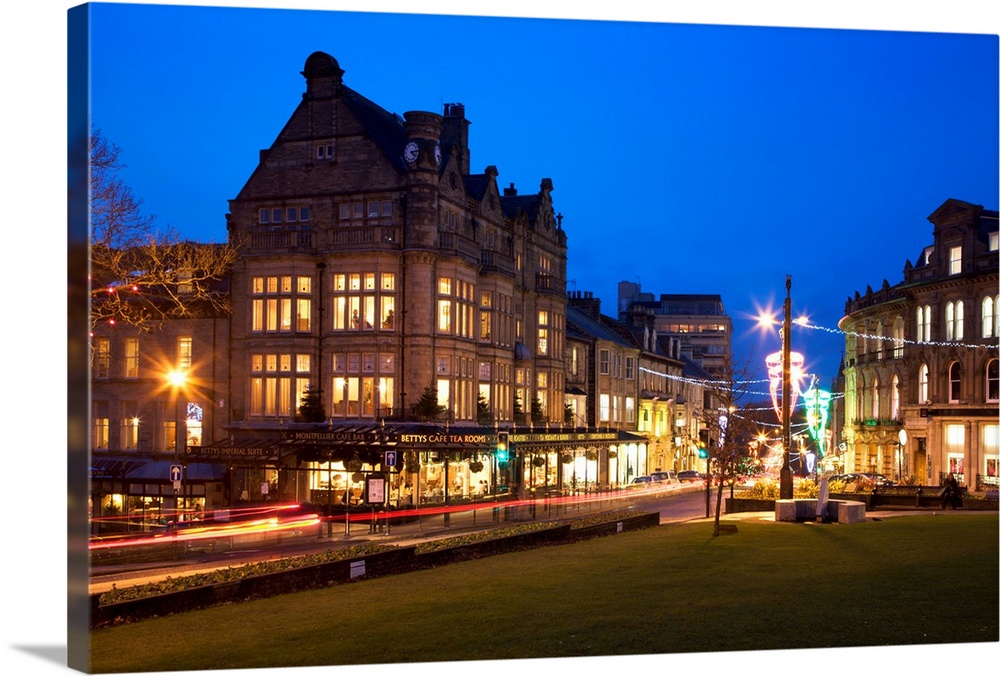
[949,245,962,275]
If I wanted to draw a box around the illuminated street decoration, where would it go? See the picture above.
[803,383,832,458]
[765,350,804,421]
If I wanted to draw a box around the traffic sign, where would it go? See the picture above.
[169,464,183,482]
[384,450,397,467]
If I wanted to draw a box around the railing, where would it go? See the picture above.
[332,225,400,250]
[480,250,516,277]
[535,273,565,295]
[438,231,480,261]
[248,230,314,252]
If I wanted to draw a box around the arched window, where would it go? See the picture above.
[918,363,929,404]
[917,305,932,343]
[949,362,962,403]
[871,376,880,419]
[891,374,900,420]
[892,317,905,359]
[955,300,964,341]
[987,359,999,402]
[983,296,995,339]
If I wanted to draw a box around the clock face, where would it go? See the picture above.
[433,143,441,167]
[403,141,419,166]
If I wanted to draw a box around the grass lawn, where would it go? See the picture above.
[89,514,999,673]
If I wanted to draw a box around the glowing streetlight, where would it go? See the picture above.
[166,370,187,388]
[779,277,794,499]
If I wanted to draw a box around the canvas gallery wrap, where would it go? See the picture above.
[64,2,999,675]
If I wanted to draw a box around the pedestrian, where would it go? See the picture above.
[940,473,961,509]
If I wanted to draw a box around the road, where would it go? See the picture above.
[89,481,718,595]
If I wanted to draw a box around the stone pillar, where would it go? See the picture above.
[966,420,978,489]
[399,111,442,416]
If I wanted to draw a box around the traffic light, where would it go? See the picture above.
[496,431,510,463]
[697,444,708,459]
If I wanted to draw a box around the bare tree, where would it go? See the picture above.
[697,349,766,536]
[89,129,239,330]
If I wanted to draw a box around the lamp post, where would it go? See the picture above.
[779,276,794,500]
[166,370,188,522]
[897,429,908,483]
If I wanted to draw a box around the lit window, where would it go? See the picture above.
[986,359,999,402]
[949,245,962,275]
[916,305,932,343]
[918,363,929,404]
[124,338,139,378]
[177,337,192,369]
[891,375,900,419]
[983,297,995,339]
[438,299,452,332]
[946,301,965,341]
[871,377,880,419]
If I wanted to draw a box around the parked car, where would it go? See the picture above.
[650,471,678,484]
[627,476,654,489]
[677,470,705,483]
[828,472,894,487]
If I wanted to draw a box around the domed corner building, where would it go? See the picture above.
[838,198,999,491]
[214,51,647,511]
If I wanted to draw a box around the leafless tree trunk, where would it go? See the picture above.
[696,349,767,536]
[89,129,239,330]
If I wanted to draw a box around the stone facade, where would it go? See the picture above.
[838,198,999,490]
[226,53,568,431]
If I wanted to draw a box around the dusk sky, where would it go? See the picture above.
[83,1,998,392]
[2,3,998,676]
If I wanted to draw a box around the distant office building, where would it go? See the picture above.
[839,198,999,490]
[618,282,732,376]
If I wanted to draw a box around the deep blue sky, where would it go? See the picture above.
[85,3,998,390]
[83,2,998,391]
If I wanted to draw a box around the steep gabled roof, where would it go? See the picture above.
[339,85,409,174]
[501,192,541,223]
[464,174,492,201]
[566,306,638,348]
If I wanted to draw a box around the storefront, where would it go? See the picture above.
[220,423,652,512]
[89,454,228,534]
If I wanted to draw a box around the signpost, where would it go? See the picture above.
[366,474,387,535]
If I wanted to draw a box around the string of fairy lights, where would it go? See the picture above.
[795,318,1000,351]
[636,314,999,428]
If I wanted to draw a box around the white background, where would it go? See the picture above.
[2,2,997,675]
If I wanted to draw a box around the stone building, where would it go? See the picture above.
[838,198,999,489]
[89,296,231,531]
[220,52,633,507]
[617,282,732,377]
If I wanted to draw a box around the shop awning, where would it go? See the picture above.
[128,460,228,481]
[90,456,147,479]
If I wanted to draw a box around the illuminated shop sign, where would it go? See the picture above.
[193,446,270,457]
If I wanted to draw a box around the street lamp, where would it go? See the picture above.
[166,369,188,525]
[897,429,908,483]
[779,276,794,500]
